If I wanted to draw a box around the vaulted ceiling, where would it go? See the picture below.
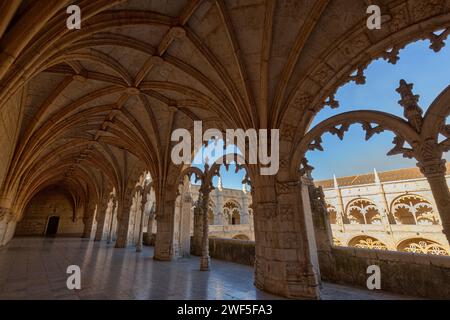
[0,0,449,217]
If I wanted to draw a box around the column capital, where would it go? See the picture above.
[417,158,446,178]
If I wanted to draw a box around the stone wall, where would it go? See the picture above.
[207,238,255,266]
[184,235,450,298]
[15,187,84,236]
[319,247,450,299]
[143,232,156,246]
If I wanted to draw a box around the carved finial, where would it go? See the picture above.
[373,168,381,185]
[396,79,423,132]
[333,174,339,189]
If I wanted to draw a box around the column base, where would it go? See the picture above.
[200,256,210,271]
[254,259,320,299]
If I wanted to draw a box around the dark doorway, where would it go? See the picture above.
[45,216,60,236]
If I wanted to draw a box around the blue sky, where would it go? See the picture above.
[307,38,450,181]
[193,38,450,189]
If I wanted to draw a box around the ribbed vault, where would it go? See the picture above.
[1,0,450,299]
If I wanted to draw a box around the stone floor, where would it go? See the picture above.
[0,237,414,300]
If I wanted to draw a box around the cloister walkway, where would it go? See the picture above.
[0,237,413,300]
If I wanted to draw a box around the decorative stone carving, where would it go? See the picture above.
[409,0,445,22]
[428,28,450,52]
[299,158,314,178]
[348,68,366,85]
[293,93,313,111]
[324,94,339,109]
[308,137,323,152]
[256,202,278,219]
[396,80,423,132]
[278,205,294,222]
[387,136,415,159]
[362,122,385,140]
[276,180,299,195]
[281,124,296,142]
[328,123,350,141]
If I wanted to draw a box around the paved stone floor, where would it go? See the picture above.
[0,237,414,300]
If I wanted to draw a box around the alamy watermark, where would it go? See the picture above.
[66,265,81,290]
[171,121,279,175]
[366,265,381,290]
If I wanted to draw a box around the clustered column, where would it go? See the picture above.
[107,198,117,244]
[419,159,450,244]
[199,184,213,271]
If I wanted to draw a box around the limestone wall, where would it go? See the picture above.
[208,238,255,266]
[319,247,450,299]
[176,236,450,299]
[15,187,84,236]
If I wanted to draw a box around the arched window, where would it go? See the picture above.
[224,200,241,225]
[327,204,337,225]
[231,209,240,225]
[397,238,448,256]
[391,195,438,225]
[348,236,388,250]
[346,199,381,225]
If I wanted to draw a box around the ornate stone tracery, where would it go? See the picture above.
[349,236,388,251]
[391,194,438,225]
[398,238,449,256]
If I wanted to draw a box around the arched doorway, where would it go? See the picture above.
[45,216,60,236]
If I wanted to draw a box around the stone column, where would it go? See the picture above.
[107,200,117,244]
[241,187,250,224]
[147,203,155,235]
[154,196,176,261]
[0,208,13,246]
[82,203,97,239]
[136,186,150,252]
[419,159,450,244]
[94,198,109,241]
[199,186,212,271]
[304,177,332,257]
[214,189,223,225]
[179,191,192,257]
[115,193,135,248]
[253,180,320,299]
[191,203,203,256]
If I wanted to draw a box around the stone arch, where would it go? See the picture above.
[391,194,439,225]
[232,234,249,241]
[291,111,421,177]
[281,9,450,152]
[397,238,449,256]
[231,210,241,225]
[348,235,388,251]
[223,199,241,225]
[345,198,382,225]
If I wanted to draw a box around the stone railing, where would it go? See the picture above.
[207,237,255,266]
[143,233,450,298]
[319,246,450,299]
